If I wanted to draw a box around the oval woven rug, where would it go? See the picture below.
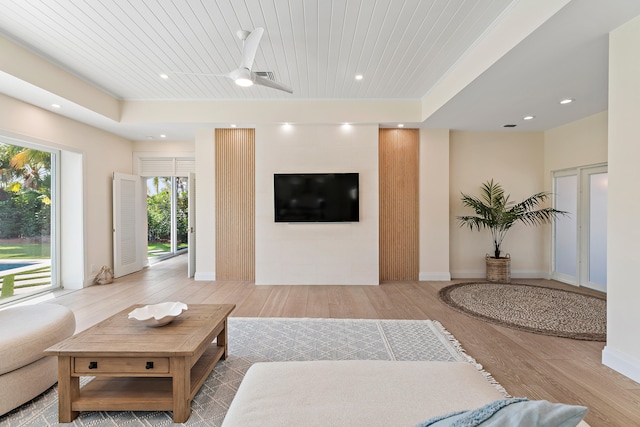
[439,282,606,341]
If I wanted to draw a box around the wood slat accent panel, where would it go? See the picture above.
[379,129,419,281]
[215,129,255,280]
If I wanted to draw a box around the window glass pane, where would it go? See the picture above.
[176,177,188,251]
[589,173,607,287]
[0,142,55,302]
[554,175,577,277]
[147,177,172,259]
[146,176,188,261]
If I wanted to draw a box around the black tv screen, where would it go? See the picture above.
[274,173,359,222]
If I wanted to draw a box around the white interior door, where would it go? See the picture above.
[188,172,196,278]
[113,172,143,278]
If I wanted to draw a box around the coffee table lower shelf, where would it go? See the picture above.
[71,344,224,413]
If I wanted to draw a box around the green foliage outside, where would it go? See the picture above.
[148,188,171,242]
[147,177,188,256]
[0,143,51,241]
[0,142,53,299]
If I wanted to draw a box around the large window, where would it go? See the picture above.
[0,140,57,303]
[147,176,188,262]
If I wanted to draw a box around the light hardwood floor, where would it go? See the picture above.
[42,255,639,427]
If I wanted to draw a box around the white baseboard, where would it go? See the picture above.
[511,270,548,279]
[194,272,216,281]
[419,272,451,281]
[449,271,484,279]
[551,272,577,285]
[450,270,547,280]
[602,346,640,384]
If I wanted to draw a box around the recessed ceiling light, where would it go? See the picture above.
[523,115,535,120]
[560,98,573,104]
[230,124,237,128]
[51,103,61,108]
[160,74,169,79]
[160,134,167,138]
[397,124,404,128]
[355,74,363,80]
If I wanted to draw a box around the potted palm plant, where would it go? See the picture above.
[457,179,567,282]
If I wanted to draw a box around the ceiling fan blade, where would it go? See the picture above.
[253,74,293,94]
[240,27,264,70]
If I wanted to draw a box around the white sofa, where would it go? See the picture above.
[222,360,589,427]
[0,303,75,416]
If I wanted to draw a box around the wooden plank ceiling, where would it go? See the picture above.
[0,0,514,100]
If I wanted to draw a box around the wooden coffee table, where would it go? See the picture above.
[44,303,235,423]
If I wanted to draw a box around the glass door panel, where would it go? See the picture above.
[554,174,578,281]
[175,177,188,252]
[553,165,607,292]
[146,176,188,263]
[0,141,56,303]
[584,170,607,290]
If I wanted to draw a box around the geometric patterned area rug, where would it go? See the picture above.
[439,282,607,341]
[1,317,505,426]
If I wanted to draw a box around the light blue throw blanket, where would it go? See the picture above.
[415,398,588,427]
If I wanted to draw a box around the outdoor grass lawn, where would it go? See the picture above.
[0,243,50,259]
[148,242,188,257]
[0,243,53,298]
[148,242,171,256]
[1,242,187,259]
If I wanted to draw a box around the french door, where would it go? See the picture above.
[552,164,607,292]
[113,172,144,278]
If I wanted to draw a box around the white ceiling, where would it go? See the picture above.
[0,0,515,100]
[1,0,640,140]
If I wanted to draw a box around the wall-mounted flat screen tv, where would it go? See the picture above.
[274,173,359,222]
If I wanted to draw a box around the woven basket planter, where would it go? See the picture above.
[485,254,510,283]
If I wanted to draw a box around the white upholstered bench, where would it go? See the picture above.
[0,303,75,416]
[222,360,589,427]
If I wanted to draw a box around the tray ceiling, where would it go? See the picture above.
[1,0,640,139]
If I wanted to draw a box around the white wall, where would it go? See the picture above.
[419,129,451,280]
[132,140,194,152]
[449,131,546,278]
[0,93,133,286]
[603,14,640,383]
[255,124,379,285]
[544,111,608,174]
[193,129,216,280]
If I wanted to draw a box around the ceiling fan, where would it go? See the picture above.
[173,27,292,94]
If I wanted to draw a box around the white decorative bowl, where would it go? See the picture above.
[128,302,188,327]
